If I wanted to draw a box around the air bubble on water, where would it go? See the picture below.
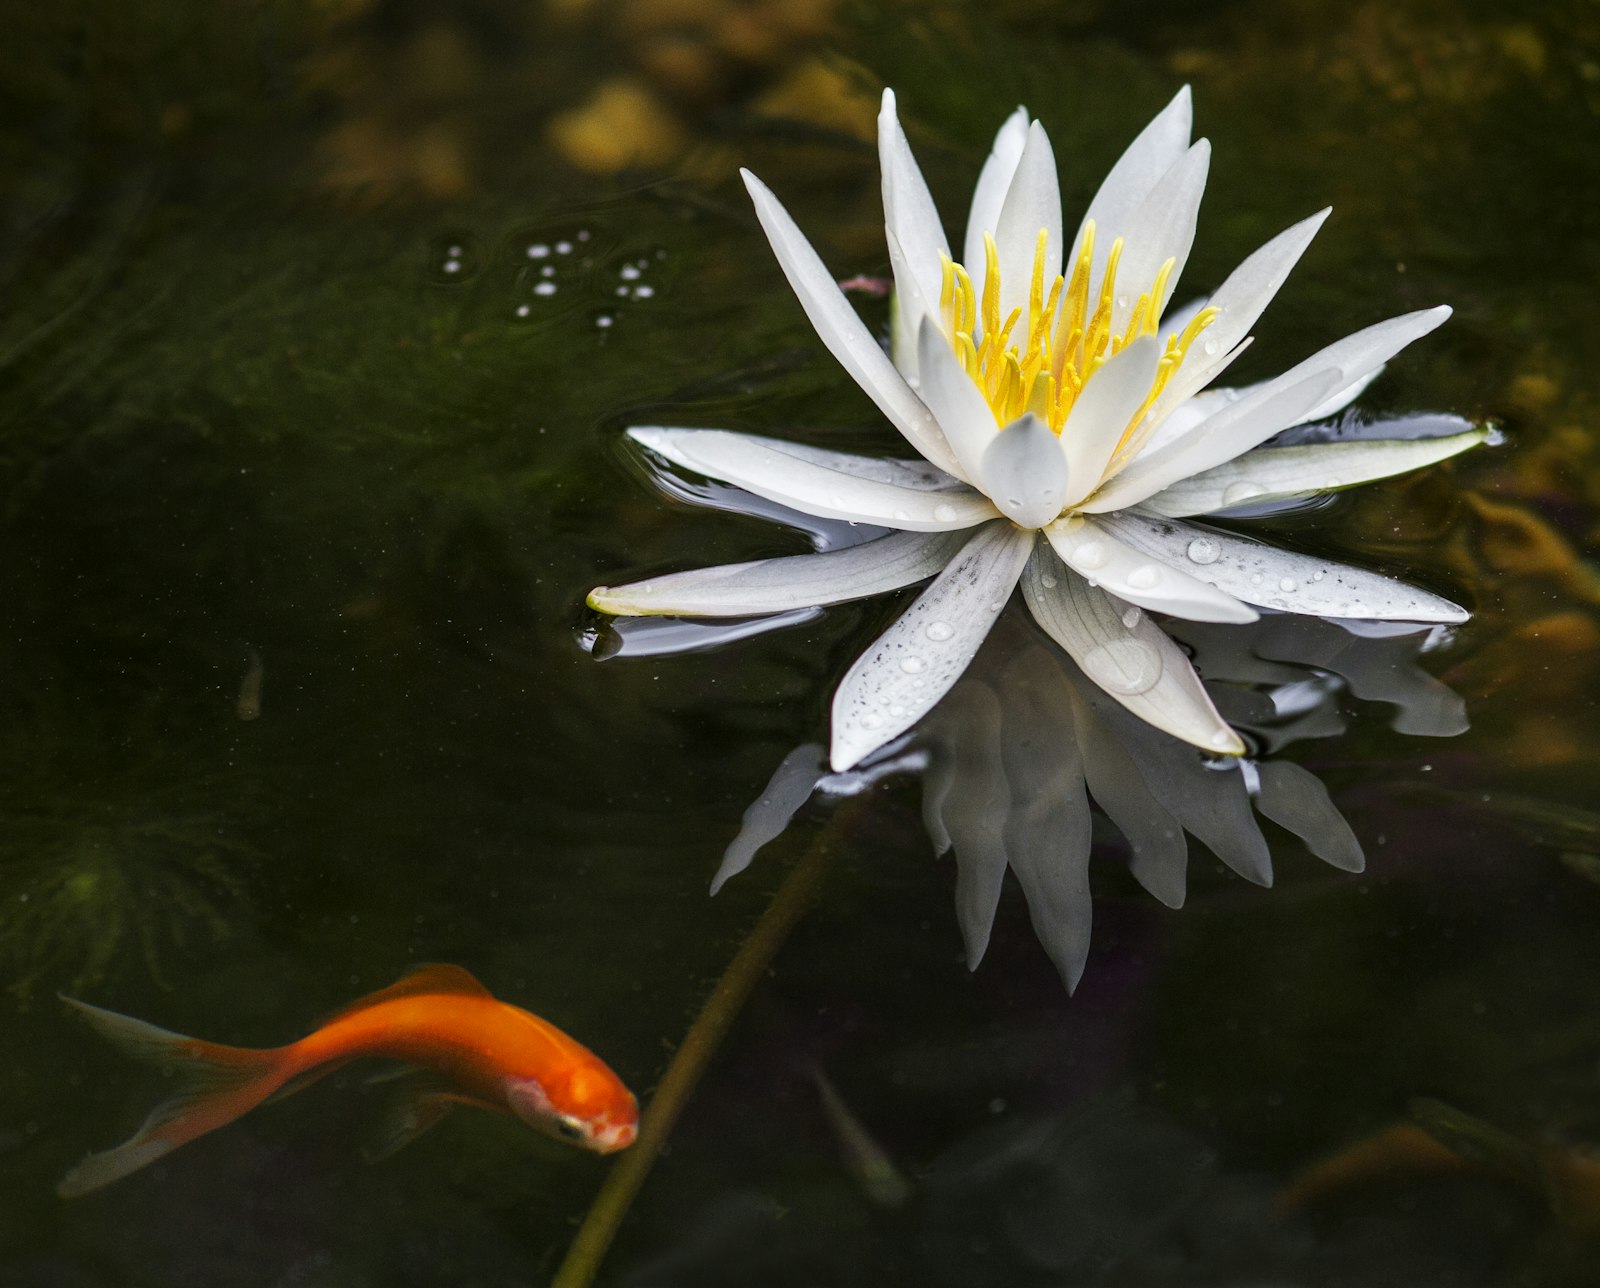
[596,315,614,329]
[515,304,530,317]
[1186,537,1220,564]
[533,282,557,296]
[527,243,550,258]
[634,285,655,299]
[442,259,461,274]
[925,621,954,642]
[620,265,642,281]
[555,240,573,254]
[615,286,628,297]
[541,265,556,278]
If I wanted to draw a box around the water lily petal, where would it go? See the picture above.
[1159,293,1209,340]
[1147,208,1330,420]
[589,528,972,617]
[1110,139,1210,338]
[830,523,1032,770]
[1021,543,1245,755]
[887,227,941,390]
[916,315,1001,481]
[993,121,1063,329]
[964,107,1030,303]
[628,427,999,530]
[1072,86,1193,284]
[1169,359,1380,437]
[878,90,949,303]
[1085,368,1345,512]
[980,412,1069,528]
[1099,511,1468,621]
[1139,428,1487,518]
[1060,334,1162,506]
[1042,515,1257,623]
[1103,307,1453,508]
[742,169,963,476]
[712,745,829,893]
[1296,365,1383,424]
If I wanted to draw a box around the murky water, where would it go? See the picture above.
[4,1,1600,1284]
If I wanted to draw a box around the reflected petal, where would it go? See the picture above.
[712,744,829,893]
[1253,760,1365,873]
[831,523,1033,770]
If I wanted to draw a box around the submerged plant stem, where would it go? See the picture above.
[550,802,856,1288]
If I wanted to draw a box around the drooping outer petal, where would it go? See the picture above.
[964,107,1030,306]
[628,427,999,530]
[830,522,1033,770]
[1072,86,1193,285]
[588,528,973,617]
[1043,514,1258,623]
[742,169,964,478]
[1020,542,1245,755]
[1099,510,1469,621]
[1140,427,1487,518]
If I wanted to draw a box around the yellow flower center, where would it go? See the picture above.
[938,222,1218,464]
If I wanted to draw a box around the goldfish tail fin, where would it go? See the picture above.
[58,997,288,1198]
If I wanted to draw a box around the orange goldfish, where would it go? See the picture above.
[59,963,638,1197]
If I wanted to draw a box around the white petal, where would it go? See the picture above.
[1104,306,1453,507]
[589,529,972,617]
[1296,364,1383,424]
[629,427,999,530]
[1042,515,1257,623]
[1109,139,1210,338]
[830,523,1032,770]
[980,413,1069,528]
[742,169,964,476]
[1085,367,1345,512]
[964,107,1030,299]
[1159,293,1209,339]
[993,121,1063,328]
[1021,544,1244,755]
[1139,428,1487,518]
[878,90,949,306]
[887,228,940,389]
[916,315,999,482]
[1146,209,1330,420]
[1101,510,1468,621]
[1072,86,1192,284]
[1060,334,1162,506]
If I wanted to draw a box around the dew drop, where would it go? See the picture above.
[1249,572,1263,585]
[1039,573,1058,589]
[1116,294,1130,309]
[1126,564,1161,590]
[1202,338,1219,356]
[1073,540,1108,571]
[1186,536,1220,565]
[888,704,906,718]
[900,656,927,674]
[1311,570,1325,582]
[892,509,911,522]
[1210,730,1238,750]
[1081,639,1162,696]
[1121,606,1142,629]
[861,712,885,730]
[925,621,955,642]
[1221,481,1265,507]
[933,503,959,522]
[1278,577,1297,592]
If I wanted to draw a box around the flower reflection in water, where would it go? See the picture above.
[716,612,1466,990]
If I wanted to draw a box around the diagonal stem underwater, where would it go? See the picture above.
[549,796,864,1288]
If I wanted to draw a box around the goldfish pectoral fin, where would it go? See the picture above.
[58,999,286,1198]
[364,1082,458,1164]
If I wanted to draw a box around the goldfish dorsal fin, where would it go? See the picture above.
[321,964,493,1024]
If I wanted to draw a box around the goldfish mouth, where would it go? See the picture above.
[593,1121,637,1153]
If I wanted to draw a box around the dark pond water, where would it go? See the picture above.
[4,1,1600,1284]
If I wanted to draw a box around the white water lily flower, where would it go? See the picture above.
[590,88,1487,771]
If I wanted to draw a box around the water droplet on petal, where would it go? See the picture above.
[933,503,959,522]
[900,656,926,674]
[888,704,906,718]
[1278,577,1297,592]
[1202,338,1219,356]
[1116,293,1129,309]
[925,621,955,642]
[1249,572,1263,585]
[1073,540,1108,570]
[1222,481,1266,507]
[1121,606,1142,629]
[1210,729,1238,750]
[1186,537,1220,565]
[1125,564,1161,590]
[861,712,884,730]
[892,509,910,522]
[1040,573,1058,589]
[1081,639,1162,696]
[1312,570,1325,582]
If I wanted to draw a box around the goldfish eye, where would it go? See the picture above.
[554,1115,587,1143]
